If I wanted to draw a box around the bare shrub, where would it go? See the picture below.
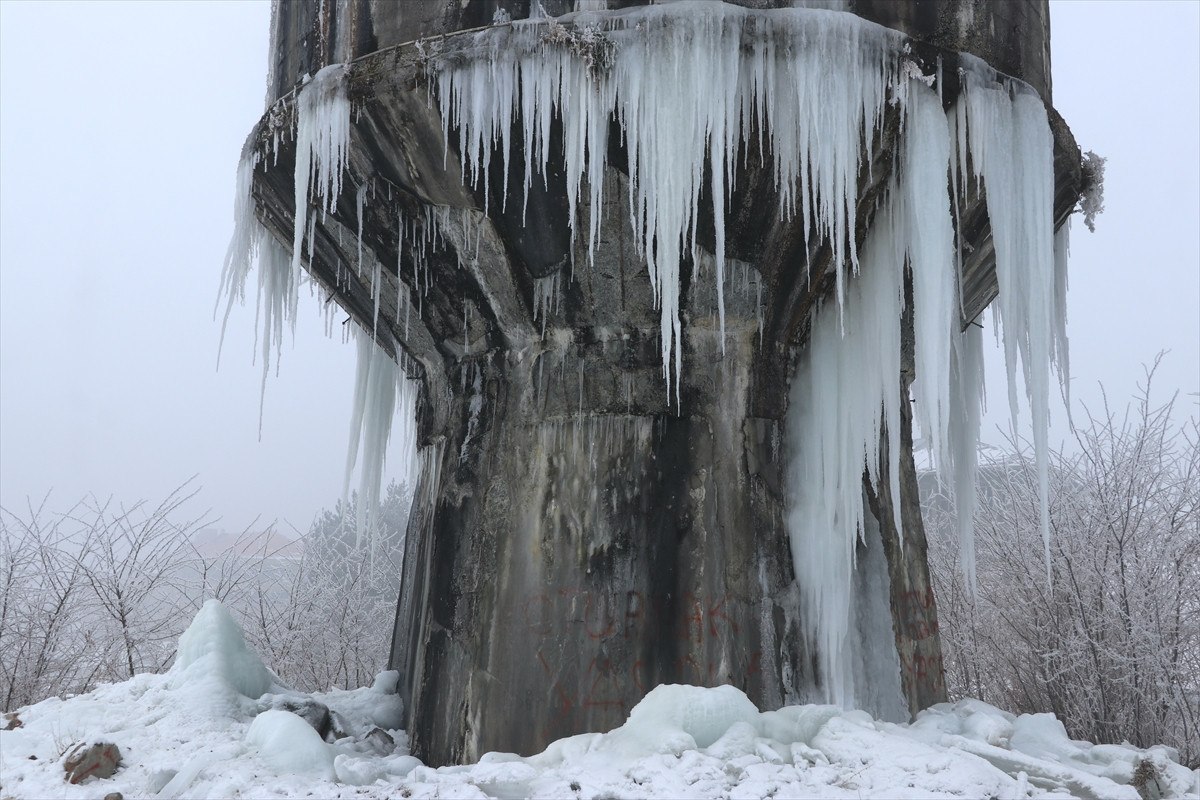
[926,358,1200,766]
[0,480,413,708]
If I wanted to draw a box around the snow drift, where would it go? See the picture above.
[1,602,1195,799]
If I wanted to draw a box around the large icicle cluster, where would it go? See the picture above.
[344,330,419,555]
[220,59,421,550]
[436,4,1068,707]
[788,67,1066,707]
[291,64,351,281]
[954,68,1069,575]
[217,141,301,436]
[223,1,1071,715]
[437,2,904,398]
[786,77,975,708]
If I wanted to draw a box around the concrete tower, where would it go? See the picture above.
[240,0,1082,765]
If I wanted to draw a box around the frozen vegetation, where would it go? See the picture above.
[0,483,413,711]
[1,601,1195,799]
[925,362,1200,768]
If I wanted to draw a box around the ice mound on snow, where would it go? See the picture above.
[600,684,761,756]
[170,598,274,700]
[0,602,1196,799]
[0,600,413,799]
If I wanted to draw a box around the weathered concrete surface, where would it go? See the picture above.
[247,0,1082,765]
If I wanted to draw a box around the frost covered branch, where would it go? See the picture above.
[925,361,1200,766]
[0,481,413,710]
[1079,149,1107,233]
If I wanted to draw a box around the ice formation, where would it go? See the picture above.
[246,709,337,779]
[221,55,424,555]
[437,2,906,398]
[780,76,979,707]
[224,0,1073,717]
[785,170,906,710]
[784,58,1065,705]
[217,142,302,436]
[947,323,985,594]
[344,329,419,551]
[532,272,562,335]
[291,63,350,282]
[436,8,1068,666]
[955,66,1067,576]
[170,599,275,701]
[849,512,909,722]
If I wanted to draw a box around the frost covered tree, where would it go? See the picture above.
[74,490,210,679]
[0,487,208,708]
[242,481,413,692]
[0,497,97,710]
[926,361,1200,767]
[0,480,413,709]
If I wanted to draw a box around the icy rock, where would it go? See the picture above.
[170,599,273,700]
[362,726,396,754]
[703,720,759,760]
[961,707,1015,747]
[756,704,841,745]
[1009,713,1086,764]
[103,793,124,800]
[790,741,830,766]
[267,695,337,741]
[1101,756,1138,786]
[246,709,336,779]
[380,753,422,777]
[314,672,406,734]
[62,741,121,784]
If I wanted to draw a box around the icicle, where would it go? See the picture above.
[252,236,299,436]
[783,54,1067,702]
[436,4,901,398]
[343,330,419,558]
[532,272,561,336]
[960,64,1060,577]
[947,322,985,595]
[291,64,350,285]
[785,172,906,709]
[1052,218,1071,419]
[217,137,302,438]
[356,181,368,277]
[216,139,263,368]
[904,82,957,486]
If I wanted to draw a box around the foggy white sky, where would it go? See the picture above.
[1,1,1197,533]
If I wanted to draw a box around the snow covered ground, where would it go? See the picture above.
[1,601,1195,799]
